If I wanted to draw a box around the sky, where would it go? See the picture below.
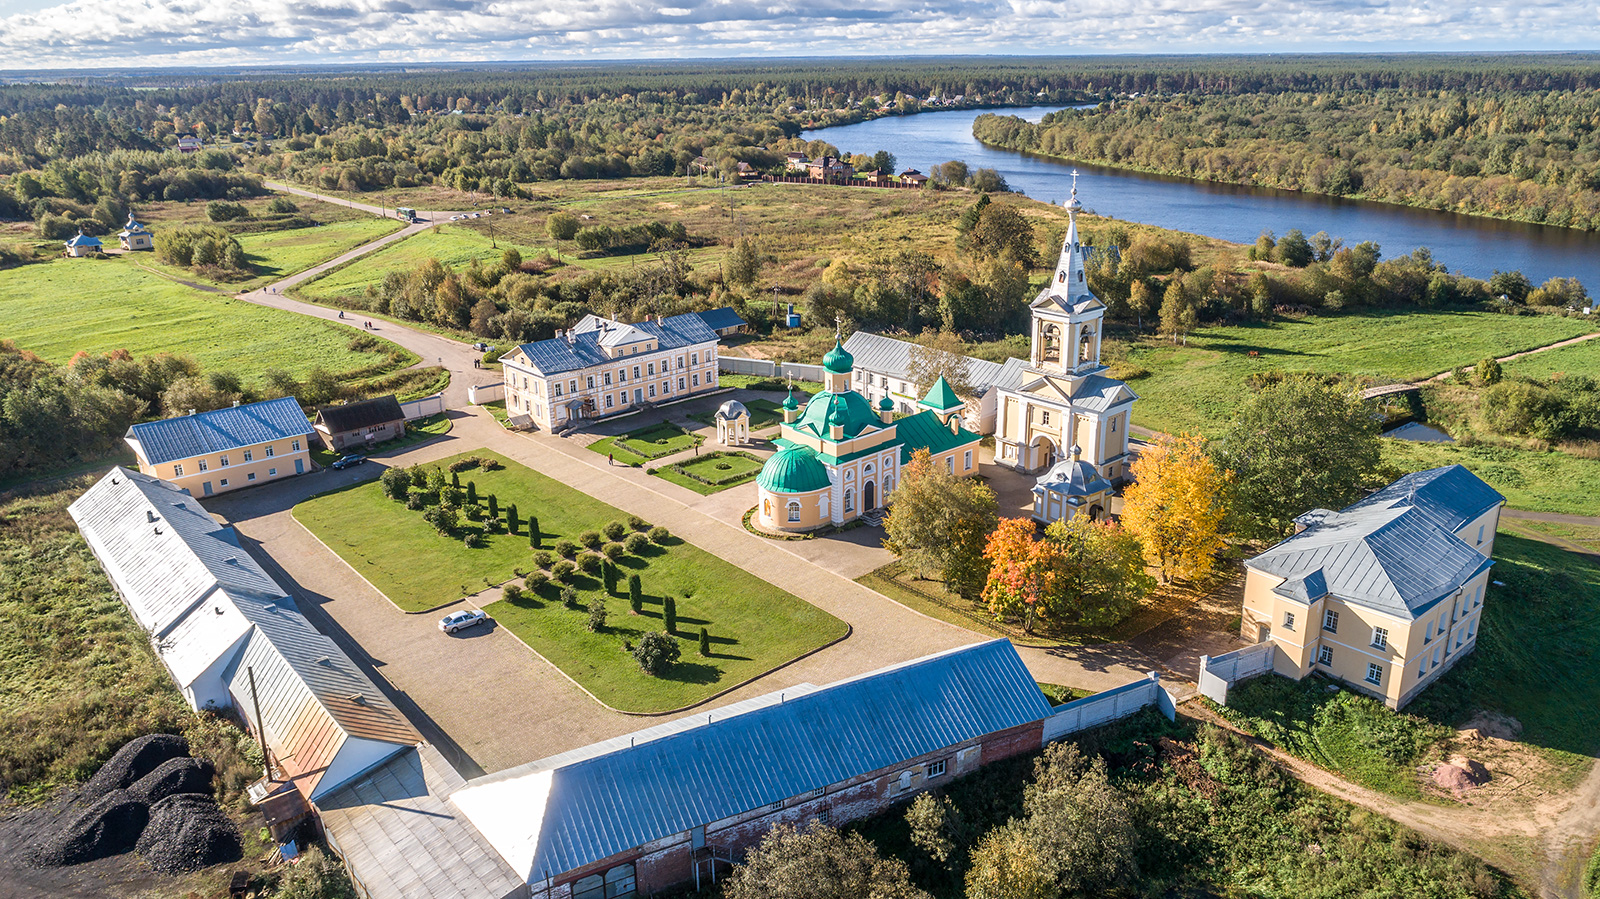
[0,0,1596,70]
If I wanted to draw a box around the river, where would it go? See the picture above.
[803,106,1600,293]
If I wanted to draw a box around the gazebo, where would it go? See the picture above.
[715,399,749,445]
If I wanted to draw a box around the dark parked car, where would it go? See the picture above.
[330,454,366,470]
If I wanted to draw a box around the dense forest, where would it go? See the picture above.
[973,83,1600,229]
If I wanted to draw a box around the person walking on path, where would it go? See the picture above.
[608,453,614,466]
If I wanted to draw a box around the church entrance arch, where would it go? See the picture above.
[864,480,876,511]
[1027,433,1058,474]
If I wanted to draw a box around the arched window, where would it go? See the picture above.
[844,488,855,513]
[787,501,801,522]
[844,468,855,481]
[863,463,874,475]
[763,499,771,519]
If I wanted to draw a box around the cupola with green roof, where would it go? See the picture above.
[756,444,832,494]
[822,337,854,374]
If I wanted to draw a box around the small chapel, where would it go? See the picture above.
[991,176,1139,524]
[754,330,982,533]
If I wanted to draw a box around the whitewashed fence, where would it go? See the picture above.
[467,383,504,405]
[1196,642,1277,706]
[718,357,825,383]
[400,393,445,420]
[1042,672,1177,743]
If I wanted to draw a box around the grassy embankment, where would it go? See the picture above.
[293,450,846,713]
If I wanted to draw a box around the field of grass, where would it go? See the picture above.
[294,223,533,306]
[1502,334,1600,382]
[589,421,702,466]
[293,450,846,712]
[648,451,764,494]
[1124,310,1596,436]
[1383,439,1600,517]
[0,258,414,384]
[1503,518,1600,553]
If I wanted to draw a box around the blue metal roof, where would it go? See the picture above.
[515,313,718,376]
[695,307,747,332]
[1341,464,1504,533]
[127,397,313,465]
[453,640,1052,884]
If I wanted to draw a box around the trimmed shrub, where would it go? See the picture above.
[405,493,425,511]
[465,506,483,522]
[380,467,411,501]
[633,631,681,676]
[525,571,549,592]
[603,542,625,560]
[649,525,670,543]
[579,530,603,549]
[507,504,519,533]
[602,560,618,594]
[587,598,607,632]
[451,470,461,489]
[603,521,627,542]
[577,552,602,574]
[555,539,578,559]
[533,550,554,568]
[466,481,478,504]
[628,574,642,613]
[502,583,523,603]
[551,560,576,582]
[663,595,677,634]
[628,515,648,531]
[463,533,483,548]
[528,516,540,547]
[488,494,499,517]
[699,627,711,657]
[624,532,649,553]
[561,586,578,608]
[442,487,464,506]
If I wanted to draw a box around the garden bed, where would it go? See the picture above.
[588,421,703,466]
[648,451,764,495]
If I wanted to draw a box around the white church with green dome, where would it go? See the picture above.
[754,331,983,533]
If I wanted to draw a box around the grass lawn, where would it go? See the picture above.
[481,399,512,426]
[294,224,538,306]
[293,450,846,712]
[717,374,824,395]
[648,451,764,494]
[309,412,452,467]
[1383,438,1600,517]
[688,398,787,430]
[1123,310,1595,436]
[589,421,702,466]
[139,217,403,292]
[1502,518,1600,553]
[1502,334,1600,382]
[0,258,414,385]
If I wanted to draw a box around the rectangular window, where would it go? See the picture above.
[677,356,684,369]
[198,459,208,471]
[219,478,229,488]
[964,450,973,470]
[693,374,700,387]
[604,372,613,386]
[173,463,184,476]
[768,799,783,811]
[554,382,563,397]
[678,377,686,390]
[1419,657,1429,676]
[648,385,656,398]
[927,759,947,778]
[1323,610,1338,633]
[1371,627,1388,650]
[247,472,256,482]
[605,394,614,408]
[1317,645,1333,666]
[265,446,275,457]
[632,365,641,379]
[946,456,954,474]
[691,352,699,365]
[570,379,578,394]
[1111,416,1118,432]
[1283,611,1296,630]
[1477,524,1485,545]
[1365,663,1383,685]
[220,454,229,467]
[1468,618,1477,639]
[268,468,277,477]
[1041,411,1051,425]
[243,450,253,462]
[291,440,301,452]
[648,362,655,376]
[587,376,595,389]
[816,808,831,825]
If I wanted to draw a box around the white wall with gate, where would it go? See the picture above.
[400,393,446,420]
[1042,672,1177,743]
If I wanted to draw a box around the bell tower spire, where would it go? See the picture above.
[1050,171,1088,296]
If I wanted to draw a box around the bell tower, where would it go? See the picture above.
[1029,172,1105,377]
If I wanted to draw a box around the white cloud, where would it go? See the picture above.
[0,0,1595,68]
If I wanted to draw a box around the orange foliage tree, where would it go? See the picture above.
[1119,434,1230,585]
[981,517,1060,634]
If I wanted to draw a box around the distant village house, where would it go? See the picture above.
[64,230,103,257]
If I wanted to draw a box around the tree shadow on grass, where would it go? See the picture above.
[660,662,724,686]
[1208,343,1316,358]
[617,555,650,571]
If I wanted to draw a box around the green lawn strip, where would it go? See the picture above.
[589,421,702,466]
[1501,335,1600,382]
[1037,682,1095,706]
[310,413,452,467]
[718,374,824,394]
[293,450,846,712]
[0,258,411,386]
[480,399,511,426]
[647,451,764,495]
[1382,438,1600,517]
[1124,310,1594,436]
[294,224,538,305]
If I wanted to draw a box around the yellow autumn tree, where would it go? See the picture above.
[1120,434,1230,584]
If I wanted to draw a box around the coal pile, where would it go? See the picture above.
[129,757,216,804]
[30,790,149,866]
[135,794,242,874]
[83,734,189,794]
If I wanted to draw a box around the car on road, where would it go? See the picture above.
[439,609,488,634]
[330,454,366,470]
[472,342,493,351]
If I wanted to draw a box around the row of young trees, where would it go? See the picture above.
[884,378,1386,634]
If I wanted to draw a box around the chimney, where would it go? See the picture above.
[146,510,158,523]
[232,399,240,407]
[187,408,196,416]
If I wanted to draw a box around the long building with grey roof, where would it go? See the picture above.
[1241,464,1504,709]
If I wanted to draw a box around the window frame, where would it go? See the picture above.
[1371,626,1388,650]
[1365,662,1383,685]
[1316,645,1333,666]
[1283,611,1295,630]
[1323,609,1338,633]
[927,759,947,778]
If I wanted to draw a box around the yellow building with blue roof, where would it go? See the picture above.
[755,331,982,533]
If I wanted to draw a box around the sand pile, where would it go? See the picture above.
[1433,756,1492,797]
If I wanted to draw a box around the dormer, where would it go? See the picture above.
[597,323,658,359]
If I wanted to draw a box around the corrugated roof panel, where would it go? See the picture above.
[454,640,1051,883]
[127,397,314,466]
[841,331,1006,395]
[516,313,718,376]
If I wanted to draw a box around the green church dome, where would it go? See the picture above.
[757,444,832,494]
[822,337,854,374]
[877,395,894,411]
[782,388,799,411]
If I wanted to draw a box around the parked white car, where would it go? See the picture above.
[439,609,488,634]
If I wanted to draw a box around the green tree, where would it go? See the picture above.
[968,204,1037,267]
[699,626,711,656]
[528,515,540,548]
[633,631,681,676]
[1213,378,1382,539]
[628,573,643,613]
[466,480,477,504]
[871,149,896,173]
[1487,269,1532,303]
[727,824,930,899]
[1128,279,1155,330]
[602,559,618,595]
[379,466,411,502]
[546,211,579,243]
[1275,228,1314,267]
[663,594,677,634]
[905,330,973,400]
[1021,743,1138,895]
[506,503,518,533]
[726,235,761,287]
[587,598,607,633]
[487,493,498,518]
[1042,516,1154,625]
[883,449,999,599]
[1158,280,1190,343]
[1475,357,1503,385]
[964,823,1054,899]
[1121,434,1231,585]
